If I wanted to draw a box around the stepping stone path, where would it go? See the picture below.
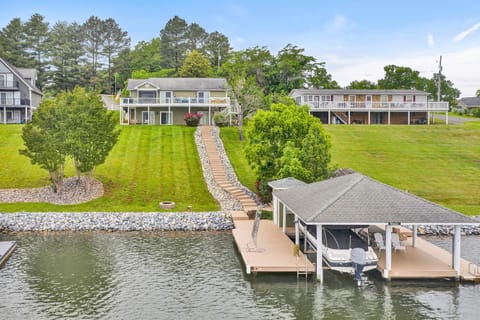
[200,126,258,221]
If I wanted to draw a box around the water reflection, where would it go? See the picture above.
[0,233,478,319]
[24,233,115,319]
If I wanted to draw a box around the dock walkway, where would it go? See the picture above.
[0,241,16,266]
[232,219,315,274]
[375,230,480,282]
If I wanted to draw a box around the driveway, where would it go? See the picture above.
[433,114,479,125]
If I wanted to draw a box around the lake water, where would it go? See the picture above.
[1,232,479,319]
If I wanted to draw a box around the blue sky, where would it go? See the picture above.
[2,0,480,96]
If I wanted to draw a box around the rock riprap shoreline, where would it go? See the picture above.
[0,176,103,205]
[0,211,234,232]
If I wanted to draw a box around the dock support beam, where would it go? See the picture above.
[316,224,323,283]
[412,225,417,248]
[384,224,392,279]
[294,215,299,246]
[453,225,461,276]
[282,205,286,233]
[272,194,278,226]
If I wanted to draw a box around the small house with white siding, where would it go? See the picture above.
[289,89,449,125]
[120,78,230,125]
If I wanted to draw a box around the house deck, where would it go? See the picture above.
[232,220,315,274]
[0,241,16,266]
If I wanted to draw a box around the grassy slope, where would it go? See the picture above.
[0,125,218,212]
[220,128,256,192]
[221,123,480,215]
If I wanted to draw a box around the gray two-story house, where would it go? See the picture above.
[0,57,43,124]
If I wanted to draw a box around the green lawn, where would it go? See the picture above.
[220,128,256,192]
[221,123,480,216]
[0,125,218,212]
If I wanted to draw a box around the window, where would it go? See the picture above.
[380,95,388,107]
[0,92,6,105]
[349,95,356,107]
[366,95,372,108]
[0,74,5,88]
[139,91,156,103]
[197,91,210,103]
[160,111,172,125]
[160,91,172,103]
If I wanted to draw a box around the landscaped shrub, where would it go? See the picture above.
[213,112,227,126]
[184,112,203,126]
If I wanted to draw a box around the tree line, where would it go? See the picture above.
[0,14,461,106]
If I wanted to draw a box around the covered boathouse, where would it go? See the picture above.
[271,173,479,283]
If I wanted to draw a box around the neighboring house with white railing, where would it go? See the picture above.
[120,78,230,125]
[0,57,43,124]
[289,89,449,125]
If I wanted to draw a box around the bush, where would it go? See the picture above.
[213,112,227,126]
[184,112,203,126]
[472,108,480,118]
[255,179,272,203]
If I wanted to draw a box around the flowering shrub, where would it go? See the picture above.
[184,112,203,126]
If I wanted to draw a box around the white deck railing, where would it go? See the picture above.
[120,96,230,106]
[305,101,449,111]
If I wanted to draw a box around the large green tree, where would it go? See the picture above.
[160,16,189,73]
[24,14,50,89]
[60,87,120,175]
[0,18,32,67]
[82,16,107,90]
[203,31,231,71]
[377,65,422,90]
[245,103,332,199]
[46,22,85,93]
[20,99,69,193]
[20,87,119,191]
[186,23,207,51]
[347,79,377,89]
[102,18,130,93]
[178,50,212,77]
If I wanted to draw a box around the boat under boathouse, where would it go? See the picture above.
[271,173,480,283]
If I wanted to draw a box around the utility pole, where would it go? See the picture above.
[437,56,442,101]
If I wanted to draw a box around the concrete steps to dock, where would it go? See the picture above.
[200,126,258,221]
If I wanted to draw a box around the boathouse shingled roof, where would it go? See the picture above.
[127,78,228,91]
[268,177,306,190]
[275,173,477,225]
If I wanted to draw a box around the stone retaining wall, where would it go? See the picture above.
[0,212,234,232]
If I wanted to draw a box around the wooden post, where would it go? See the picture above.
[408,111,410,125]
[445,111,449,125]
[453,225,461,277]
[316,224,323,283]
[348,111,351,124]
[385,224,392,279]
[282,204,286,233]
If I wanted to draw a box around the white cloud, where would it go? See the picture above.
[330,14,347,32]
[427,34,435,48]
[453,22,480,42]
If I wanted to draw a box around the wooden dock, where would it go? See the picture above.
[0,241,17,266]
[376,235,480,282]
[232,219,315,274]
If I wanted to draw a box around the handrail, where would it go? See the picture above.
[121,96,230,105]
[305,101,449,111]
[0,81,20,89]
[468,263,480,275]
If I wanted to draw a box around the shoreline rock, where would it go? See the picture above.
[0,176,103,205]
[0,211,234,232]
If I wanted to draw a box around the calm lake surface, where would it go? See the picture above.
[1,232,479,320]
